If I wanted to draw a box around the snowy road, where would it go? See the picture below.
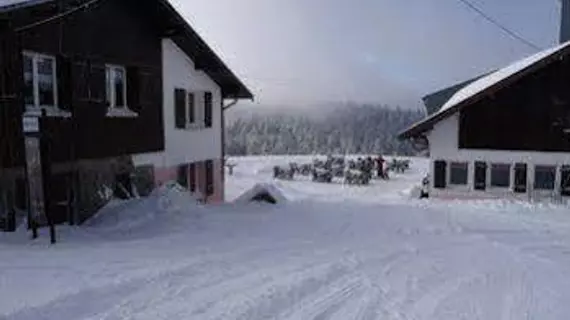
[2,156,570,319]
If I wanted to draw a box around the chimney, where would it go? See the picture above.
[561,0,570,43]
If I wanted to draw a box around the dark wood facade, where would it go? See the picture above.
[1,0,165,168]
[0,21,25,169]
[459,55,570,152]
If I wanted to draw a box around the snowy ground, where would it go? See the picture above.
[2,156,570,319]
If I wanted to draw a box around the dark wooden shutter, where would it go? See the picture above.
[72,60,90,102]
[89,63,106,104]
[188,92,195,123]
[206,159,214,196]
[56,55,72,111]
[474,161,487,191]
[561,166,570,196]
[189,162,196,192]
[514,163,527,193]
[433,160,447,189]
[126,66,140,112]
[174,88,186,129]
[204,91,212,128]
[177,164,189,188]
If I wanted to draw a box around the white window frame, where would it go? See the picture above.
[187,91,205,129]
[105,64,127,109]
[489,163,511,189]
[448,161,469,186]
[105,64,138,118]
[23,51,69,117]
[533,165,557,191]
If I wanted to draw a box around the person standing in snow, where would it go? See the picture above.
[376,156,386,179]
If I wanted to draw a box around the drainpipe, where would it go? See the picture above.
[220,97,238,202]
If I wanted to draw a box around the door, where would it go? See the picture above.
[177,164,189,189]
[514,163,527,193]
[561,166,570,197]
[48,172,73,225]
[433,160,447,189]
[474,161,487,191]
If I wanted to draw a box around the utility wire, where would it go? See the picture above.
[15,0,105,33]
[456,0,542,50]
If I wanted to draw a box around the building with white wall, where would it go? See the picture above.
[400,41,570,201]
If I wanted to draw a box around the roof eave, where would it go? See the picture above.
[159,0,253,101]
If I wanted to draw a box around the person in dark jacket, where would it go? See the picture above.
[376,156,386,179]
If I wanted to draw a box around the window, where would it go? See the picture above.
[490,163,510,188]
[449,162,468,185]
[174,89,209,129]
[534,165,556,190]
[106,65,127,108]
[23,52,57,109]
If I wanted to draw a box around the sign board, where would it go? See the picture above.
[22,116,39,134]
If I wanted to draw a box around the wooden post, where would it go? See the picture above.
[39,111,56,244]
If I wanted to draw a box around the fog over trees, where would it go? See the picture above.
[225,103,425,156]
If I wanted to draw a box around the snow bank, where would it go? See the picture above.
[234,183,288,205]
[86,182,201,232]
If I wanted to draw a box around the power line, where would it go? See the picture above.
[456,0,542,50]
[15,0,105,33]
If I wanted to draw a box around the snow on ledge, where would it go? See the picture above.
[106,107,139,118]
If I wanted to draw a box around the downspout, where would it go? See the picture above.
[220,97,238,202]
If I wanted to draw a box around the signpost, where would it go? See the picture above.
[22,114,56,243]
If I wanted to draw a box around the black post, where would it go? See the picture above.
[39,111,56,244]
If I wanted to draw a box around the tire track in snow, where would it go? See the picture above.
[190,261,354,319]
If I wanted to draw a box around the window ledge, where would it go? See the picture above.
[186,123,206,130]
[24,107,72,118]
[106,107,138,118]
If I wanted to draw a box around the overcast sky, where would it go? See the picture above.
[170,0,560,109]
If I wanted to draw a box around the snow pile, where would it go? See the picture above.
[5,156,570,319]
[234,183,288,204]
[86,181,201,232]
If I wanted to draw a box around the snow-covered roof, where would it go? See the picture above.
[400,40,570,139]
[234,183,288,204]
[0,0,51,12]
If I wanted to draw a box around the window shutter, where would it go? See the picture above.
[189,163,196,192]
[474,161,487,190]
[174,88,186,129]
[126,66,140,112]
[433,160,447,189]
[206,159,214,196]
[72,60,90,102]
[188,92,195,124]
[561,166,570,196]
[56,55,72,111]
[514,163,527,193]
[204,91,212,128]
[89,63,106,104]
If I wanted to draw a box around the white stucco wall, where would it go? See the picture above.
[133,39,222,168]
[427,113,570,200]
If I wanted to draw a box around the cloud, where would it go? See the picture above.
[170,0,559,108]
